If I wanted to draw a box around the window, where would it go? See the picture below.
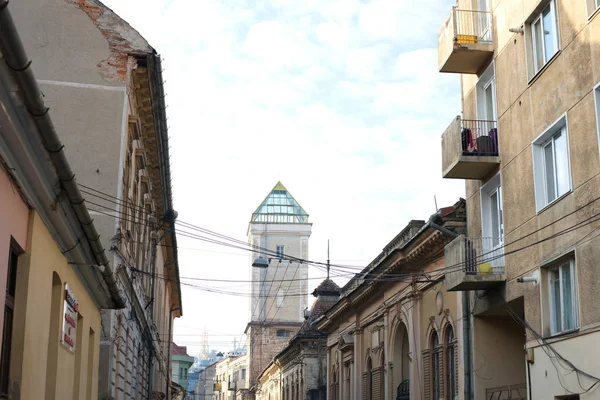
[532,115,571,211]
[431,332,440,400]
[547,260,579,335]
[0,247,18,396]
[242,369,246,380]
[476,64,496,121]
[445,327,457,399]
[586,0,600,16]
[527,0,559,75]
[276,245,285,259]
[481,174,504,269]
[276,329,290,337]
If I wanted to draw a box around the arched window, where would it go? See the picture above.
[366,357,373,400]
[380,352,385,400]
[331,366,339,400]
[431,331,440,400]
[445,326,457,399]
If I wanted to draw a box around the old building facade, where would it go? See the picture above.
[245,182,311,390]
[8,0,182,399]
[0,2,129,398]
[318,201,466,400]
[439,0,600,397]
[214,354,248,400]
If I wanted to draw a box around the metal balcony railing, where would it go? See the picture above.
[462,237,504,275]
[453,7,492,44]
[460,119,498,157]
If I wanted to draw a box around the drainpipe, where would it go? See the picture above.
[166,306,180,400]
[428,215,473,400]
[0,0,126,308]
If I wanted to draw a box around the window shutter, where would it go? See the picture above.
[454,339,460,398]
[438,346,445,399]
[371,368,381,400]
[422,349,431,400]
[362,372,368,400]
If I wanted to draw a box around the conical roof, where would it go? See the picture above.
[312,278,341,297]
[251,181,309,224]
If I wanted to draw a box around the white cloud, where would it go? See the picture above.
[102,0,463,356]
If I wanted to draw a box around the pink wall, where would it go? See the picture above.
[0,165,30,337]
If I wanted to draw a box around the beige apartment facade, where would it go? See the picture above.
[439,0,600,398]
[318,201,467,400]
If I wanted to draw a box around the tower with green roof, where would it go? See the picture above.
[245,181,312,387]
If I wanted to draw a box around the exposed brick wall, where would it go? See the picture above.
[247,324,302,386]
[64,0,152,82]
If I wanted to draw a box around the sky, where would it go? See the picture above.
[102,0,464,358]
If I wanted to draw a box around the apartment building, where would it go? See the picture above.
[8,0,183,398]
[439,0,600,398]
[214,354,248,400]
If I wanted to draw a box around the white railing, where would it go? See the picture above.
[453,7,492,44]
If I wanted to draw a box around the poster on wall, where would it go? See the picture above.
[62,283,78,352]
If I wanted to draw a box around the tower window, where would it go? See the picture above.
[276,245,284,259]
[276,329,289,337]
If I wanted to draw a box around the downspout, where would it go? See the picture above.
[0,0,126,308]
[146,232,158,400]
[428,215,473,400]
[165,306,180,400]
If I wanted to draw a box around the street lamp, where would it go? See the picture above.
[251,257,269,268]
[252,257,269,321]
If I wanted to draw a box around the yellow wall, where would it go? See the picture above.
[9,211,102,400]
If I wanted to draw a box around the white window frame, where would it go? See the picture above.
[547,259,579,335]
[476,63,497,122]
[480,173,504,269]
[593,82,600,156]
[586,0,600,18]
[526,0,560,78]
[531,114,572,212]
[276,245,285,259]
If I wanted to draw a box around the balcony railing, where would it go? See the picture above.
[454,8,492,44]
[438,7,494,73]
[485,383,527,399]
[442,116,500,180]
[445,235,505,291]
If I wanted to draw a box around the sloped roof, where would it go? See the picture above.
[251,181,308,224]
[312,278,341,297]
[172,342,190,356]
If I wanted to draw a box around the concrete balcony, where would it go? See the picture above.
[442,116,500,180]
[438,7,494,74]
[445,235,506,292]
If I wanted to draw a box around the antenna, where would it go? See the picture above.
[327,239,330,279]
[434,194,438,212]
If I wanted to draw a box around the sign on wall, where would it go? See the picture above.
[62,283,78,352]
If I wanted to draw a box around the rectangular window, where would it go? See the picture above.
[528,1,559,75]
[0,247,18,396]
[586,0,600,17]
[276,245,284,259]
[276,329,289,337]
[547,260,578,335]
[532,116,571,211]
[242,369,246,380]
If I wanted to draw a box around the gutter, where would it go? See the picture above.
[148,54,182,315]
[0,0,126,308]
